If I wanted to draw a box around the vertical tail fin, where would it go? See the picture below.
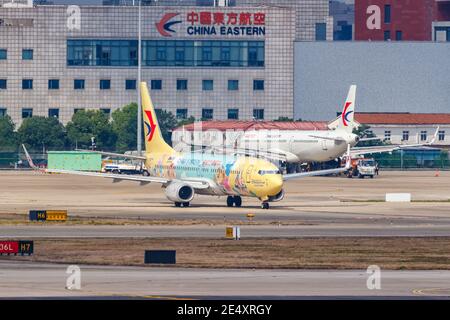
[140,82,176,155]
[337,85,357,133]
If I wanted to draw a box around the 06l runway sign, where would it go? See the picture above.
[0,241,34,256]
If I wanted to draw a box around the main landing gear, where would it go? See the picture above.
[227,196,242,207]
[175,202,190,207]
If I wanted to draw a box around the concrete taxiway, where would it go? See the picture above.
[2,224,450,238]
[0,261,449,298]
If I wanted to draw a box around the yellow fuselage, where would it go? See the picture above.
[145,152,283,200]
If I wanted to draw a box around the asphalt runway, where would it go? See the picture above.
[0,261,449,298]
[2,224,450,238]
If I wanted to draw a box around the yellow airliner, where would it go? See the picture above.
[23,82,350,209]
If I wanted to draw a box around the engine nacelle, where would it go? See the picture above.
[268,189,285,202]
[165,182,195,203]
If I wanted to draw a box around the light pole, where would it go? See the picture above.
[137,0,142,154]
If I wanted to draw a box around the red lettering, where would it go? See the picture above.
[227,12,238,25]
[239,12,252,25]
[253,12,266,25]
[187,11,199,25]
[200,11,212,25]
[213,12,225,25]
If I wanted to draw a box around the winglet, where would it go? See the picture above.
[429,126,440,145]
[22,144,37,170]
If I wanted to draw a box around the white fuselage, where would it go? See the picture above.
[239,129,359,163]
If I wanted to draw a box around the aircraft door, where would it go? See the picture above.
[245,165,254,184]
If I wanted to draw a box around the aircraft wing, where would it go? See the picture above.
[75,149,146,160]
[46,169,210,190]
[351,127,440,157]
[283,166,349,181]
[283,145,351,181]
[22,145,209,190]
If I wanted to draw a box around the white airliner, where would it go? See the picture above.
[211,85,438,170]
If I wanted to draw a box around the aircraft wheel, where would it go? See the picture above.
[233,196,242,207]
[182,202,190,207]
[226,196,234,207]
[175,202,182,207]
[261,202,269,210]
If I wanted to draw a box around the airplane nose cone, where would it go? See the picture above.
[267,175,283,196]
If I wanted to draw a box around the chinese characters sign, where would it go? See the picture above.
[156,11,266,37]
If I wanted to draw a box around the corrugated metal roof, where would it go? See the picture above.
[355,113,450,125]
[175,121,329,132]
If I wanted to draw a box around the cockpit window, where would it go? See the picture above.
[258,169,281,175]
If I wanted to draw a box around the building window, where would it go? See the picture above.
[74,79,85,90]
[202,80,214,91]
[48,79,60,90]
[74,108,85,114]
[439,130,445,141]
[22,79,33,90]
[0,108,6,117]
[22,49,33,60]
[0,49,6,60]
[420,131,427,141]
[384,5,391,24]
[101,108,111,116]
[315,23,327,41]
[384,130,391,141]
[48,108,59,118]
[0,79,6,89]
[402,131,409,141]
[177,79,188,91]
[228,108,239,120]
[22,108,33,119]
[384,30,391,41]
[100,79,111,90]
[253,109,264,120]
[176,108,188,119]
[151,80,162,90]
[125,79,136,90]
[202,108,214,120]
[67,40,265,68]
[253,80,264,91]
[396,31,402,41]
[228,80,239,91]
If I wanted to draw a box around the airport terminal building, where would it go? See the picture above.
[0,1,331,126]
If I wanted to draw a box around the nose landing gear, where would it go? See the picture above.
[261,202,270,210]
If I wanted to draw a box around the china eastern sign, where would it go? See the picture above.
[155,11,266,37]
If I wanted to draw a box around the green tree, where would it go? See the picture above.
[66,110,117,151]
[353,124,384,147]
[155,109,178,145]
[112,103,138,152]
[177,116,196,127]
[0,115,17,151]
[18,116,66,152]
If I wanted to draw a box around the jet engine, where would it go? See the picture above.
[268,189,285,202]
[165,182,195,203]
